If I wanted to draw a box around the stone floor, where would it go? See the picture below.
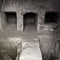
[0,25,60,60]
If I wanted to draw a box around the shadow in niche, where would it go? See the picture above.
[5,12,17,31]
[43,12,58,31]
[23,12,37,32]
[45,12,58,23]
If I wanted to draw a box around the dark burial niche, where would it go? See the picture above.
[23,12,37,31]
[5,12,17,24]
[4,12,17,31]
[44,12,58,23]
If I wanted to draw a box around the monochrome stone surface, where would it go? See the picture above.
[19,41,42,60]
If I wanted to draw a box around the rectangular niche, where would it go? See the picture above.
[43,11,58,31]
[23,12,37,32]
[4,12,17,31]
[44,12,58,23]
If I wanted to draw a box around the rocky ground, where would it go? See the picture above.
[0,24,60,60]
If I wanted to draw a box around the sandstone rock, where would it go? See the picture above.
[19,41,42,60]
[1,50,12,60]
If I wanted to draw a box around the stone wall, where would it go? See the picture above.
[0,37,22,60]
[0,0,60,60]
[38,31,60,60]
[0,0,59,31]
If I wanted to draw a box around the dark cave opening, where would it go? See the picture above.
[23,12,37,31]
[5,12,17,30]
[45,12,58,23]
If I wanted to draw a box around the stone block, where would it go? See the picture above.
[19,41,42,60]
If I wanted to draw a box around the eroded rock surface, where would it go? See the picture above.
[19,41,42,60]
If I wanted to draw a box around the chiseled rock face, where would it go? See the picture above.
[19,41,42,60]
[38,35,56,60]
[1,50,12,60]
[0,37,22,60]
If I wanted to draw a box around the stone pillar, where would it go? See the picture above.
[37,13,42,32]
[1,12,6,30]
[0,12,2,30]
[0,12,6,30]
[17,12,23,31]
